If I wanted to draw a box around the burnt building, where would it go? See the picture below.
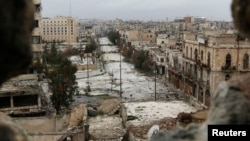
[0,74,46,117]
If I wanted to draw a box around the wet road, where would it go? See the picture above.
[75,37,171,102]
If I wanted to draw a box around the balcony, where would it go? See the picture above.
[201,63,208,68]
[221,65,236,72]
[33,0,41,5]
[34,12,41,19]
[168,66,181,74]
[198,79,210,87]
[207,66,211,71]
[185,72,195,81]
[201,63,211,71]
[196,59,202,66]
[240,67,250,72]
[32,28,41,36]
[183,56,195,62]
[206,80,210,88]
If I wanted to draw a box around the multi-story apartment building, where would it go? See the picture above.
[174,32,250,107]
[156,34,178,48]
[0,0,45,110]
[125,29,156,46]
[32,0,43,62]
[156,34,168,46]
[41,16,79,43]
[149,48,167,75]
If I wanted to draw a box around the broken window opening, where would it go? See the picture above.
[207,52,211,67]
[0,96,11,108]
[34,20,39,28]
[190,48,192,59]
[13,95,38,107]
[35,4,42,13]
[186,46,188,57]
[225,74,231,81]
[205,90,210,107]
[243,53,249,69]
[225,54,231,69]
[201,50,203,61]
[32,36,41,44]
[194,49,198,62]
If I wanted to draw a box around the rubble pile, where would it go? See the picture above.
[127,109,208,140]
[128,118,177,139]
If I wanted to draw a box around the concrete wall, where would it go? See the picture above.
[120,104,127,128]
[238,48,250,70]
[14,117,56,132]
[13,114,70,133]
[181,94,205,110]
[12,108,88,141]
[208,34,236,44]
[77,64,97,70]
[184,33,196,41]
[28,134,62,141]
[126,30,139,41]
[157,38,168,46]
[56,113,71,131]
[141,32,156,43]
[212,48,238,71]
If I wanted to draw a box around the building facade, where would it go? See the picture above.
[32,0,43,62]
[41,16,79,43]
[125,29,156,46]
[180,32,250,107]
[149,48,167,75]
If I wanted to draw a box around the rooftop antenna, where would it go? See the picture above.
[69,0,72,17]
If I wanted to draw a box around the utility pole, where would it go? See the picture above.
[87,54,89,84]
[120,40,122,98]
[155,62,157,101]
[86,53,91,92]
[111,70,113,92]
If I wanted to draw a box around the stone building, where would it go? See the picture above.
[165,47,183,89]
[125,29,156,46]
[179,32,250,107]
[148,47,167,75]
[41,16,79,43]
[0,73,89,141]
[157,34,168,46]
[32,0,43,63]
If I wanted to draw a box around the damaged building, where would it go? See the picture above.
[168,31,250,107]
[0,74,89,141]
[0,74,46,117]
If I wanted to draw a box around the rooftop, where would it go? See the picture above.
[0,74,39,95]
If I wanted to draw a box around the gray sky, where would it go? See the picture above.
[42,0,233,21]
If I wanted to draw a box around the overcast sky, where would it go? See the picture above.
[41,0,233,21]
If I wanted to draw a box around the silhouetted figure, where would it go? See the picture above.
[0,0,34,141]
